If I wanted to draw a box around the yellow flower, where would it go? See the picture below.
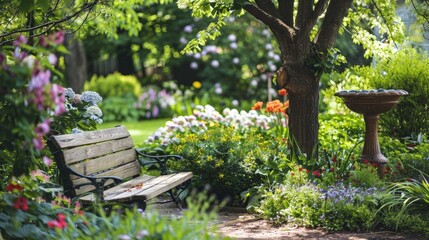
[219,173,224,179]
[192,81,202,89]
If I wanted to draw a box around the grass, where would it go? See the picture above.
[99,118,169,145]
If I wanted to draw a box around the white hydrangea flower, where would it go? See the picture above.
[85,105,103,117]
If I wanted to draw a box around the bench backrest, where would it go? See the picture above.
[48,126,141,197]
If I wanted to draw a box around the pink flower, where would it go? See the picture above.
[29,68,51,90]
[43,156,53,166]
[13,35,28,47]
[47,213,67,229]
[35,119,51,135]
[32,135,44,150]
[48,54,58,65]
[39,35,47,47]
[49,31,65,45]
[30,169,50,181]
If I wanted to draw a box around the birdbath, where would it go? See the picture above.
[335,89,408,178]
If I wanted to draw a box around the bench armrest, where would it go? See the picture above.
[64,165,123,201]
[135,149,183,175]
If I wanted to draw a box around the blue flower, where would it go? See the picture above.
[81,91,102,105]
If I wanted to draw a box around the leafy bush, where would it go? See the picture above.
[84,72,141,99]
[169,125,285,205]
[354,48,429,138]
[101,95,141,122]
[257,180,379,231]
[0,176,228,240]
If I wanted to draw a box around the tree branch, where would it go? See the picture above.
[243,2,295,38]
[314,0,352,52]
[0,0,99,40]
[296,0,313,28]
[278,0,294,26]
[311,0,329,24]
[255,0,279,18]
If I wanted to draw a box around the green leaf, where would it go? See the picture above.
[37,0,49,12]
[19,0,35,12]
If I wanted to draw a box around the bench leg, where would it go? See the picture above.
[132,200,146,212]
[168,189,183,210]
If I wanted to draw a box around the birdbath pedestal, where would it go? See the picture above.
[335,89,408,178]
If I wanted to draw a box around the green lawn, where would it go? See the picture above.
[99,118,169,145]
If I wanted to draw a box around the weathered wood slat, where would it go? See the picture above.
[79,175,157,203]
[63,137,134,164]
[52,126,130,148]
[106,172,193,202]
[70,148,136,176]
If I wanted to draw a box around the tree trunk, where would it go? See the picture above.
[65,34,87,92]
[285,64,320,159]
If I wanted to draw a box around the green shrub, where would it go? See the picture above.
[257,181,379,231]
[0,176,228,240]
[354,48,429,138]
[84,72,141,99]
[169,125,269,205]
[101,95,141,122]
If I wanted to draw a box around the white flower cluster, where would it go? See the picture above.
[145,104,277,146]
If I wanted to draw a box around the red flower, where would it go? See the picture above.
[6,183,23,192]
[332,155,337,163]
[291,171,295,176]
[371,163,378,167]
[362,159,369,164]
[330,167,335,172]
[14,197,29,211]
[47,213,67,229]
[312,170,321,177]
[298,167,303,172]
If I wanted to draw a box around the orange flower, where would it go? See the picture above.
[278,88,287,96]
[266,100,284,113]
[283,100,289,109]
[252,101,263,110]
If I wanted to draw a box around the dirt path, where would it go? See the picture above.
[216,212,426,240]
[151,203,427,240]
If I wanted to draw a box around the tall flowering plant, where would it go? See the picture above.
[251,88,289,140]
[0,33,66,177]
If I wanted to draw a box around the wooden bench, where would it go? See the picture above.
[47,125,192,210]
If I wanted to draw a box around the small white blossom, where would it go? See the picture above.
[211,60,219,68]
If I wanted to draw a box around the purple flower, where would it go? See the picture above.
[152,105,159,118]
[35,119,51,135]
[32,135,44,150]
[13,35,28,47]
[29,68,51,90]
[43,156,53,166]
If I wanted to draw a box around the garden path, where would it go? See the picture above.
[150,202,428,240]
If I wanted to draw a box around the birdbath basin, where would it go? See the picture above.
[335,89,408,178]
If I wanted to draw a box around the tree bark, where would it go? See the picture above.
[65,34,87,92]
[285,64,320,158]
